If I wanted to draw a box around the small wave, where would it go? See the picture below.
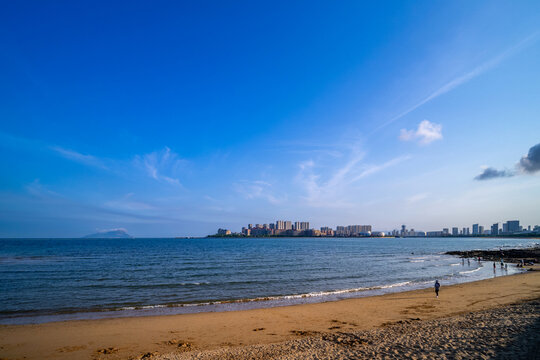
[141,304,167,309]
[459,267,482,275]
[409,260,424,263]
[450,263,460,266]
[119,304,170,310]
[0,255,61,264]
[378,281,411,289]
[179,282,210,286]
[110,282,420,312]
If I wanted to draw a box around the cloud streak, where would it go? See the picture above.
[296,153,410,206]
[50,146,108,169]
[373,31,540,133]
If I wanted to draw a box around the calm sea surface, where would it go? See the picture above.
[0,237,536,324]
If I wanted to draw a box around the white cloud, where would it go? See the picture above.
[400,120,442,145]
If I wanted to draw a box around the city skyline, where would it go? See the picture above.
[218,218,539,238]
[1,1,540,237]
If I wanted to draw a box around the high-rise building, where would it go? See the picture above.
[491,223,499,236]
[479,225,484,234]
[294,222,310,231]
[506,220,520,233]
[320,227,333,236]
[452,227,458,236]
[336,226,347,236]
[348,225,372,235]
[284,221,292,230]
[275,220,285,230]
[443,228,449,236]
[462,227,470,236]
[472,224,479,235]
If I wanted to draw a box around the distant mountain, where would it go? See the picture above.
[83,229,133,239]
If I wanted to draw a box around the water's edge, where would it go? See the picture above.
[0,258,523,325]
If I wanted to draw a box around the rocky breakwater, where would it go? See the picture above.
[445,247,540,265]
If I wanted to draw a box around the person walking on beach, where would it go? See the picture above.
[434,280,440,298]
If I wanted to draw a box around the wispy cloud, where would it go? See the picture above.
[25,179,61,199]
[407,192,430,203]
[326,151,365,189]
[373,31,540,133]
[351,155,411,182]
[233,180,285,204]
[50,146,108,169]
[296,153,410,206]
[399,120,442,145]
[135,147,186,187]
[104,193,157,212]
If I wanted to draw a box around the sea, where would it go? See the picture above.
[0,237,537,325]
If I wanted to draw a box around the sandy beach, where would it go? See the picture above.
[0,267,539,360]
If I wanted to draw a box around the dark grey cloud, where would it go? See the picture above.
[519,142,540,173]
[474,142,540,180]
[474,167,514,181]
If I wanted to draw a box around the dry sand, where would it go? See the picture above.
[1,269,539,360]
[159,300,540,360]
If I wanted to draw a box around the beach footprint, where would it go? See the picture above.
[96,347,119,355]
[57,345,87,353]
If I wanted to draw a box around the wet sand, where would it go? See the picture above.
[1,268,539,360]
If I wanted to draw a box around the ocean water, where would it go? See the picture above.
[0,237,536,325]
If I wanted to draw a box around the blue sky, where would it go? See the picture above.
[1,1,539,237]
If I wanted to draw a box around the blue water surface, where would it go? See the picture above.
[0,237,536,324]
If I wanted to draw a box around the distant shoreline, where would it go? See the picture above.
[207,234,540,239]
